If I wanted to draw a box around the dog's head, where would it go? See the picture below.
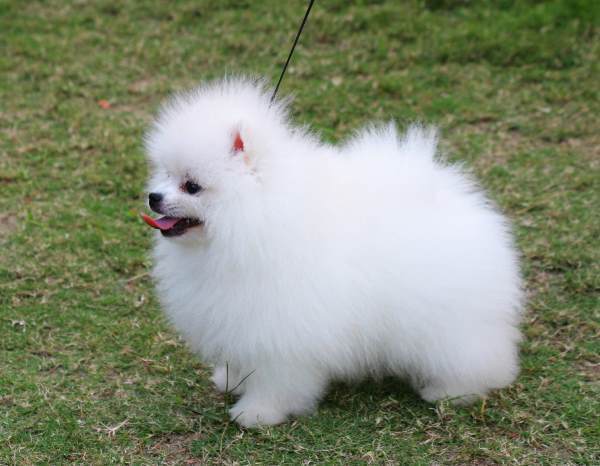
[142,77,290,240]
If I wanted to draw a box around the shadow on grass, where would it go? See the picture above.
[187,376,429,460]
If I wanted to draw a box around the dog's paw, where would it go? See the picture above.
[211,366,228,393]
[211,366,246,395]
[229,401,287,428]
[419,384,481,406]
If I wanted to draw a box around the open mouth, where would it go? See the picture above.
[141,213,202,237]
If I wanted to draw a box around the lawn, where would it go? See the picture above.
[1,0,598,463]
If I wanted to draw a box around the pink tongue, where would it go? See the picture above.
[141,213,180,230]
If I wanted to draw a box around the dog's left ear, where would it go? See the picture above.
[231,121,273,169]
[231,127,252,166]
[233,131,244,153]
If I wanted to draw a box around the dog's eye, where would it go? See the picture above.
[183,180,202,194]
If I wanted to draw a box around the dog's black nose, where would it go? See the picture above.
[149,192,163,211]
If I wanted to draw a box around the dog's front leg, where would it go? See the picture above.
[211,364,247,395]
[228,363,327,427]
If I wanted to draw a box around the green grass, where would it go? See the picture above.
[1,0,598,463]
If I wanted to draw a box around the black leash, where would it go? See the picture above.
[271,0,316,103]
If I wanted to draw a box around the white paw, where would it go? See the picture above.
[419,384,481,406]
[211,366,228,393]
[211,366,246,395]
[229,402,287,428]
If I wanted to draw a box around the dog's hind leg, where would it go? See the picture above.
[412,325,521,405]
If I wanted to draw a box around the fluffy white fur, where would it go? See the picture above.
[145,77,523,427]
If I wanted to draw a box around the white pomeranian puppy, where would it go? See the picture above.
[142,77,523,427]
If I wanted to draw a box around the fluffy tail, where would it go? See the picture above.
[342,122,438,161]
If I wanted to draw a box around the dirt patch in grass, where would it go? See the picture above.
[147,433,205,465]
[0,212,18,240]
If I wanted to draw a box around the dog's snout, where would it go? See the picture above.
[149,192,163,212]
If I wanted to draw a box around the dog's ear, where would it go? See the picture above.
[231,121,274,169]
[231,126,252,166]
[232,130,244,153]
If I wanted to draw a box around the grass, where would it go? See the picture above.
[1,0,598,463]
